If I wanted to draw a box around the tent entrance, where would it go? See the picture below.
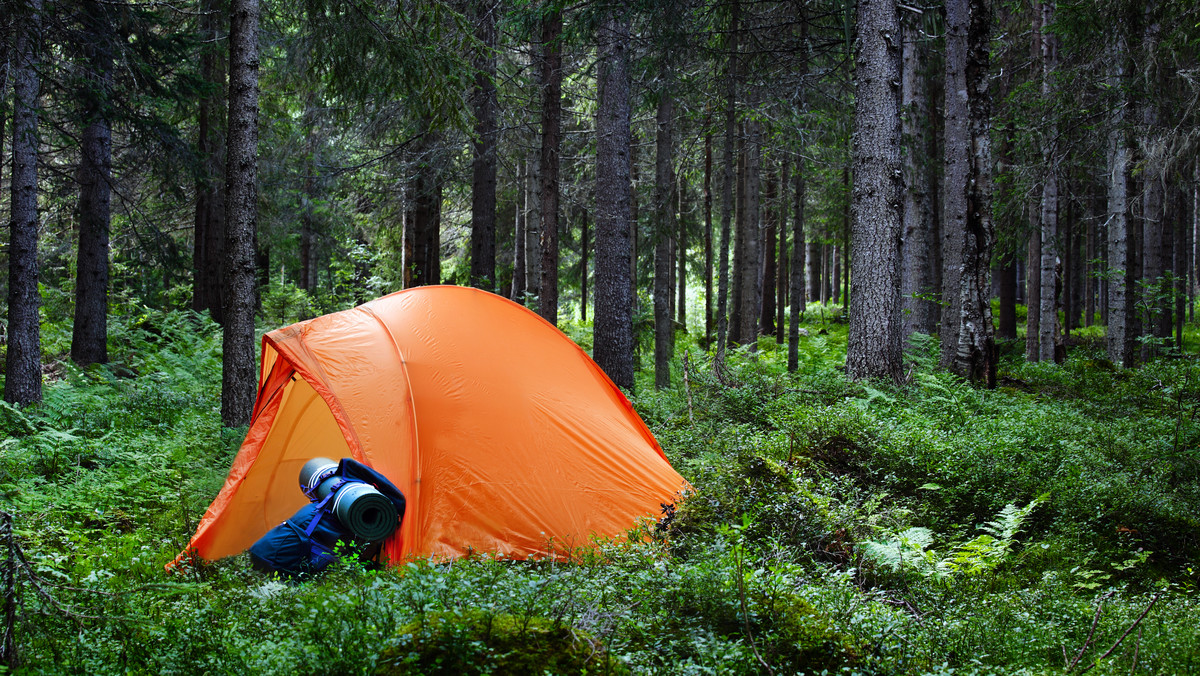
[200,373,352,558]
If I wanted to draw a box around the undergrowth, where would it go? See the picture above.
[0,303,1198,674]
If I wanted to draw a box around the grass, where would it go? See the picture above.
[1,300,1198,674]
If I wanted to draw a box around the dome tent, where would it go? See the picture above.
[175,286,687,565]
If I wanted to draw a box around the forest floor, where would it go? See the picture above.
[1,301,1199,675]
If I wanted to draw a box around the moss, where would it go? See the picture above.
[376,611,629,675]
[753,592,864,673]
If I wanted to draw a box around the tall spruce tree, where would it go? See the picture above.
[221,0,260,426]
[847,0,904,382]
[71,0,116,367]
[593,2,634,390]
[5,0,43,405]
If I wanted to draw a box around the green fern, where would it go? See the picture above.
[862,495,1048,582]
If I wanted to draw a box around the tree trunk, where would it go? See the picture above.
[739,122,761,350]
[901,11,938,338]
[1141,11,1169,356]
[730,143,746,344]
[1070,196,1080,333]
[593,5,634,390]
[832,246,842,305]
[255,239,269,313]
[194,0,226,322]
[630,152,639,319]
[948,0,995,383]
[1038,0,1059,363]
[940,0,968,367]
[819,244,828,304]
[715,0,738,364]
[677,172,688,328]
[511,160,527,299]
[469,0,499,292]
[1106,27,1134,366]
[539,8,562,324]
[222,0,260,427]
[0,41,7,177]
[998,258,1017,339]
[704,135,714,347]
[842,163,852,310]
[580,208,589,321]
[788,155,808,372]
[1086,199,1096,326]
[807,237,821,307]
[402,195,414,288]
[761,165,777,337]
[72,0,115,367]
[847,0,904,381]
[299,99,320,294]
[5,0,43,405]
[1026,217,1041,360]
[409,132,442,287]
[1194,162,1199,329]
[526,152,541,300]
[654,83,675,390]
[1174,185,1186,349]
[776,157,789,344]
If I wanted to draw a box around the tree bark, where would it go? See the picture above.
[511,160,527,299]
[593,5,634,390]
[5,0,43,405]
[948,0,995,383]
[1025,222,1041,361]
[715,0,738,364]
[1086,197,1096,326]
[1141,11,1169,356]
[1037,0,1059,363]
[761,164,777,337]
[807,237,821,307]
[819,243,829,304]
[730,143,746,344]
[193,0,226,322]
[539,7,562,324]
[901,11,938,338]
[299,103,318,294]
[580,207,589,321]
[677,173,688,328]
[0,41,7,175]
[1105,26,1134,366]
[72,0,115,367]
[739,122,761,350]
[469,0,499,292]
[1174,185,1186,349]
[629,152,639,319]
[940,0,968,366]
[704,135,714,347]
[998,258,1017,339]
[222,0,260,427]
[776,157,789,344]
[654,84,675,389]
[408,131,442,287]
[788,156,808,372]
[526,152,541,300]
[847,0,904,382]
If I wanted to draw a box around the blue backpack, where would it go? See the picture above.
[248,458,406,578]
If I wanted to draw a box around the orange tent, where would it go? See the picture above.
[175,286,687,565]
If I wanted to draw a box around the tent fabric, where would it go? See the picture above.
[175,286,687,565]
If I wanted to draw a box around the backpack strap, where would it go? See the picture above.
[299,478,350,569]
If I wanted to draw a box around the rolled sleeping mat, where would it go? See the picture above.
[299,457,339,500]
[315,478,399,542]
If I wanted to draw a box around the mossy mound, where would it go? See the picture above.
[754,592,864,672]
[376,611,629,675]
